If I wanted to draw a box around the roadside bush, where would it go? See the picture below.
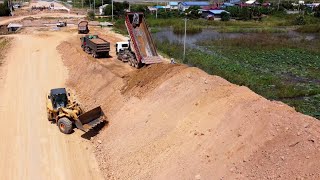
[87,10,95,20]
[221,12,230,21]
[293,15,306,25]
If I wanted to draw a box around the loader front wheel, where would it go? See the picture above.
[58,117,73,134]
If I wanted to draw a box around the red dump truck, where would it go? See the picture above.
[116,12,162,68]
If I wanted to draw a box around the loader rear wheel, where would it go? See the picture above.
[58,117,73,134]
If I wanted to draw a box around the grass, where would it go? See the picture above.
[154,34,320,119]
[296,24,320,33]
[0,37,11,66]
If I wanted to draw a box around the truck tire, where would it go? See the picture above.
[47,111,52,121]
[92,51,97,58]
[57,117,73,134]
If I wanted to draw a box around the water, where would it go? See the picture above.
[152,27,319,48]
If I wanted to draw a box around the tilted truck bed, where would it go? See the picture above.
[125,12,162,64]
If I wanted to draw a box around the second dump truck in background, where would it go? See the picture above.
[78,20,89,34]
[80,35,110,58]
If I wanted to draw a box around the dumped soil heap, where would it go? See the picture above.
[58,40,320,179]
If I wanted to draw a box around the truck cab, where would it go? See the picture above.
[115,41,130,55]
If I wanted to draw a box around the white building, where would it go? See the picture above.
[99,4,108,15]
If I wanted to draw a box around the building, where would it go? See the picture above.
[169,1,179,10]
[7,23,22,32]
[201,9,229,18]
[178,1,210,11]
[99,4,108,15]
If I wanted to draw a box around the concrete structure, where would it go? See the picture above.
[99,4,108,15]
[7,23,22,32]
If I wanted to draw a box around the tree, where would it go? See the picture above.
[103,1,129,16]
[185,6,201,19]
[221,12,230,21]
[0,0,11,16]
[314,6,320,18]
[87,10,95,20]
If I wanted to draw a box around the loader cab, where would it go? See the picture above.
[49,88,68,110]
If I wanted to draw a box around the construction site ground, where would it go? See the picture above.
[1,8,320,180]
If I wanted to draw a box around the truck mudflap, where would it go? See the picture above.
[75,106,106,132]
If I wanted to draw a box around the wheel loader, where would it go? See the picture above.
[46,88,106,134]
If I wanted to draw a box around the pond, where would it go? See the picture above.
[152,27,319,48]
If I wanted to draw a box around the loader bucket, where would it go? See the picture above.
[75,106,106,132]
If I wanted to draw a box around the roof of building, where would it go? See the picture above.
[7,23,23,28]
[179,2,210,6]
[245,0,256,4]
[169,1,179,6]
[202,9,229,15]
[223,2,235,6]
[229,0,241,3]
[154,5,166,9]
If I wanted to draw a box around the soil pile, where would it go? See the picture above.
[58,39,320,180]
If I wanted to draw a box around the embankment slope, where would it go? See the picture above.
[58,40,320,180]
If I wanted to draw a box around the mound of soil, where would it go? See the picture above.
[122,63,187,98]
[58,37,320,180]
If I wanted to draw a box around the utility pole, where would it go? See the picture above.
[277,0,281,11]
[111,0,114,21]
[183,17,187,63]
[94,0,95,13]
[156,0,158,19]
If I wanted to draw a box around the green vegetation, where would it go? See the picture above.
[0,37,11,65]
[221,12,230,21]
[0,0,11,16]
[87,10,95,20]
[154,35,320,119]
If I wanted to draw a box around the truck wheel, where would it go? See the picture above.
[57,117,73,134]
[92,51,97,58]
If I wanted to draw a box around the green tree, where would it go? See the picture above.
[0,0,11,16]
[221,12,230,21]
[185,6,201,19]
[87,10,95,20]
[314,6,320,18]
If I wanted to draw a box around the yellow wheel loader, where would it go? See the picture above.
[46,88,106,134]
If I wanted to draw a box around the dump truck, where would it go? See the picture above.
[78,20,89,34]
[80,35,110,58]
[116,12,162,68]
[46,88,106,134]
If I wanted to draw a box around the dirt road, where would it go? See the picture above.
[0,32,103,179]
